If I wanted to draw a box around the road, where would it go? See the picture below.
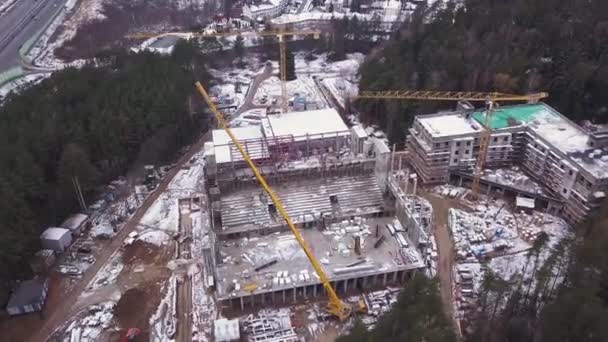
[30,134,210,342]
[419,190,462,336]
[0,0,68,72]
[176,199,193,342]
[235,63,272,115]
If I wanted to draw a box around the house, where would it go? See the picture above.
[40,227,72,252]
[5,278,49,316]
[61,213,89,236]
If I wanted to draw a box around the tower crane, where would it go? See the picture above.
[194,81,352,321]
[356,90,548,197]
[128,29,321,113]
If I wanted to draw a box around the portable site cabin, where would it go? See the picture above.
[40,227,72,252]
[61,213,89,236]
[5,278,49,316]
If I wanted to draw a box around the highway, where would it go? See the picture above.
[0,0,68,72]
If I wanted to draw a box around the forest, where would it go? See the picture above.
[0,41,211,292]
[357,0,608,143]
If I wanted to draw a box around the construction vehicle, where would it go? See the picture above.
[195,81,352,321]
[121,327,141,342]
[128,29,321,113]
[356,90,548,197]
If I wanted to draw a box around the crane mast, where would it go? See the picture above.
[356,90,548,197]
[195,82,351,321]
[129,30,321,113]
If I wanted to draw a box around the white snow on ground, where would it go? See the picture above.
[140,193,180,233]
[53,301,117,341]
[87,251,123,291]
[138,229,172,246]
[150,276,177,342]
[253,75,325,109]
[0,73,50,99]
[0,0,20,16]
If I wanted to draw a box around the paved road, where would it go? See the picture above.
[235,63,272,115]
[0,0,68,72]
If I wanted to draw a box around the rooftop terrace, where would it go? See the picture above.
[473,103,608,179]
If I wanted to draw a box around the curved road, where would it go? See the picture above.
[0,0,69,72]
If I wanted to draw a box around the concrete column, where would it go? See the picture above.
[282,289,286,303]
[487,184,492,195]
[293,287,296,302]
[228,298,233,309]
[392,271,398,283]
[362,276,368,288]
[272,291,276,304]
[401,270,408,282]
[343,279,348,293]
[261,292,265,305]
[458,176,463,186]
[373,274,378,286]
[383,273,388,286]
[391,144,396,173]
[303,285,307,298]
[240,297,244,310]
[313,284,318,297]
[412,175,418,195]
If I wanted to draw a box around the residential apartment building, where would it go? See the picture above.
[406,103,608,223]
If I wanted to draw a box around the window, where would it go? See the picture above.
[493,137,498,142]
[563,189,567,194]
[569,170,573,176]
[453,158,458,163]
[501,147,506,151]
[456,142,461,147]
[445,142,449,146]
[435,143,440,148]
[455,151,459,155]
[467,141,471,146]
[560,164,564,170]
[503,136,509,141]
[465,150,470,154]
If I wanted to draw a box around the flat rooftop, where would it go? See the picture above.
[219,173,385,234]
[418,113,483,138]
[261,108,350,142]
[212,126,268,164]
[215,217,425,299]
[473,104,608,179]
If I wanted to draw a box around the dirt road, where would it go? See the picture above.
[236,63,272,115]
[176,200,194,342]
[419,190,463,335]
[31,134,209,342]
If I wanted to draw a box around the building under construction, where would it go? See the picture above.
[407,102,608,223]
[201,108,428,312]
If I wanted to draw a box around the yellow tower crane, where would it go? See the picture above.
[194,81,352,321]
[128,29,321,113]
[356,90,548,197]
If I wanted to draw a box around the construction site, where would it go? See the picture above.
[4,5,604,339]
[202,106,430,314]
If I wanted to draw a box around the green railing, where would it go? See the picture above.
[0,67,24,88]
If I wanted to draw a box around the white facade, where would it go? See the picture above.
[243,0,289,20]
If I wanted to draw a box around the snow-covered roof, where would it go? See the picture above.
[262,108,349,141]
[214,318,240,342]
[271,10,403,25]
[61,213,88,230]
[418,113,483,138]
[212,126,267,164]
[41,227,70,240]
[149,36,180,49]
